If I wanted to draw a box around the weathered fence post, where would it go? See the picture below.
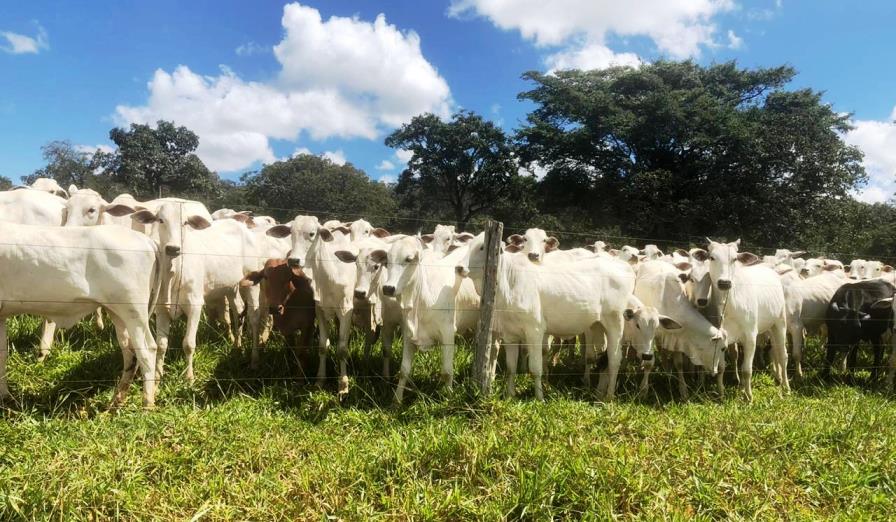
[474,219,503,395]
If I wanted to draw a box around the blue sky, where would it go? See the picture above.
[2,1,895,201]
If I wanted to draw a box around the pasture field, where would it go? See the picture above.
[2,315,896,520]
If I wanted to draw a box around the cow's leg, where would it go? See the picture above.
[257,282,272,345]
[394,334,416,403]
[887,334,896,390]
[739,335,758,402]
[789,322,805,381]
[128,321,158,408]
[770,321,790,394]
[154,311,171,381]
[226,292,242,351]
[601,317,624,401]
[728,343,740,384]
[0,320,10,400]
[673,351,689,400]
[488,339,500,389]
[439,325,456,390]
[337,309,353,395]
[717,358,726,398]
[182,305,202,384]
[381,323,395,379]
[504,343,519,398]
[109,313,138,408]
[587,326,605,388]
[526,329,546,401]
[872,339,885,383]
[36,320,56,361]
[315,306,331,387]
[240,285,261,370]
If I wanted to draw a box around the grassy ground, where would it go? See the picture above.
[2,315,896,520]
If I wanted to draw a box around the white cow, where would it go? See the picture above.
[0,189,65,226]
[62,186,136,226]
[782,270,845,379]
[846,259,868,280]
[422,224,475,257]
[459,229,635,400]
[381,236,475,402]
[0,223,161,407]
[22,177,69,198]
[696,239,790,401]
[632,260,729,398]
[130,202,262,383]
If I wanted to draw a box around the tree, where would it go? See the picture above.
[385,111,519,231]
[23,140,116,192]
[242,154,398,225]
[517,61,866,246]
[107,120,215,198]
[0,176,11,190]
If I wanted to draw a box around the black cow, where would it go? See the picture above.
[824,279,895,381]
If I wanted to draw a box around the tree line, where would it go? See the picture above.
[9,60,895,258]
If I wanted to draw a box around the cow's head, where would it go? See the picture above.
[265,215,321,269]
[846,259,867,280]
[381,236,425,297]
[241,259,307,317]
[131,201,211,257]
[334,246,389,300]
[705,238,760,292]
[623,302,681,369]
[346,219,390,243]
[641,244,664,260]
[505,228,559,263]
[686,248,713,308]
[62,186,136,227]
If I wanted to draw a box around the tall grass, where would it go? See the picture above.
[2,314,896,519]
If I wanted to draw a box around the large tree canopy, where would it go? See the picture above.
[107,120,215,199]
[517,61,866,246]
[385,111,520,231]
[23,140,115,193]
[241,154,397,225]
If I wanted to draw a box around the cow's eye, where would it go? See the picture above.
[88,208,96,214]
[709,256,716,261]
[309,232,316,238]
[158,218,165,224]
[405,255,414,262]
[373,264,380,270]
[635,324,641,330]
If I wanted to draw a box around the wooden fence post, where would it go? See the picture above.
[474,219,503,395]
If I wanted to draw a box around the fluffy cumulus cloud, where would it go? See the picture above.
[845,106,896,204]
[1,23,49,54]
[115,3,451,172]
[449,0,735,70]
[376,159,396,171]
[321,150,347,166]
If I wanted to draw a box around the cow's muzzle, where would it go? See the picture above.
[696,298,708,308]
[717,279,732,290]
[287,257,303,268]
[165,245,181,257]
[382,285,396,297]
[354,290,367,300]
[528,253,540,262]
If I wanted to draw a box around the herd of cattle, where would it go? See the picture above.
[1,178,895,408]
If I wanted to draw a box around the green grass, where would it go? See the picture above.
[2,315,896,520]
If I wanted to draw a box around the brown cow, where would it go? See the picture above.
[241,259,315,377]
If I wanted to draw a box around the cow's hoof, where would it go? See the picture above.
[338,377,349,396]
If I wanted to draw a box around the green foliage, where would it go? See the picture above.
[3,316,896,518]
[107,120,216,199]
[385,111,519,231]
[241,154,398,224]
[0,176,11,190]
[517,61,867,246]
[22,140,120,193]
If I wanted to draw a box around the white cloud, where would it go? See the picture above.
[376,159,396,171]
[727,29,743,49]
[845,106,896,204]
[321,150,347,166]
[394,149,414,164]
[1,24,49,55]
[378,174,396,184]
[115,3,451,172]
[518,161,548,180]
[235,41,267,56]
[75,144,115,155]
[546,42,641,72]
[292,147,313,157]
[450,0,735,69]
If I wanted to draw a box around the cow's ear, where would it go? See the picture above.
[674,261,692,272]
[372,227,390,238]
[791,250,806,259]
[609,249,619,256]
[420,234,435,244]
[102,204,135,217]
[871,298,894,309]
[584,244,595,252]
[240,270,265,287]
[690,249,709,262]
[659,316,682,330]
[675,248,689,257]
[737,252,761,266]
[507,234,524,245]
[318,227,334,242]
[884,265,894,273]
[823,263,840,272]
[267,224,292,238]
[454,232,475,243]
[68,184,78,196]
[186,215,211,230]
[545,236,560,252]
[369,249,388,264]
[131,209,158,224]
[230,213,251,224]
[333,225,351,235]
[334,250,357,263]
[505,244,522,253]
[844,265,852,273]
